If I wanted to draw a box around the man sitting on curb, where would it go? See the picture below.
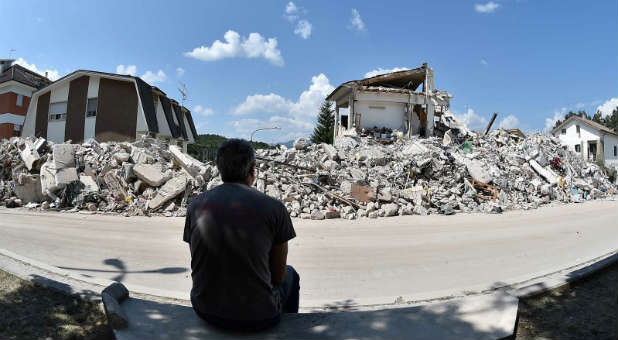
[183,139,300,331]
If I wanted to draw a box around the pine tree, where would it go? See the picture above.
[311,101,334,144]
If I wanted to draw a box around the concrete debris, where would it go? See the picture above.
[0,129,615,219]
[252,130,616,220]
[0,136,212,217]
[293,138,308,150]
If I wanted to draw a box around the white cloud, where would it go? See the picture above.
[596,97,618,117]
[350,8,366,31]
[497,114,520,129]
[15,57,60,81]
[176,67,185,77]
[364,67,409,78]
[184,30,284,66]
[294,20,312,39]
[285,1,299,21]
[141,70,167,84]
[480,59,488,65]
[231,74,335,143]
[452,108,489,131]
[193,105,215,117]
[475,1,500,13]
[116,64,137,76]
[544,109,566,132]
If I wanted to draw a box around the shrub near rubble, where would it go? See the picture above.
[0,130,615,220]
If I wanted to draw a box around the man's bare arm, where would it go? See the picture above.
[269,242,288,285]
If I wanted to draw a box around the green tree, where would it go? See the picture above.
[603,107,618,132]
[311,101,334,144]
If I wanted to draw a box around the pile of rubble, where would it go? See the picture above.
[255,129,616,220]
[0,136,218,216]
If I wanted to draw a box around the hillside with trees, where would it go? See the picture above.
[552,108,618,132]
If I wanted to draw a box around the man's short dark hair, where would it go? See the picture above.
[216,139,256,183]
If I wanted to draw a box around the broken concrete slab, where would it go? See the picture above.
[169,145,207,178]
[321,143,338,161]
[52,144,77,169]
[14,174,45,203]
[19,144,41,171]
[133,164,168,187]
[466,160,492,184]
[79,175,99,193]
[293,138,308,150]
[147,175,188,210]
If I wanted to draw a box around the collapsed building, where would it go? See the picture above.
[326,63,452,139]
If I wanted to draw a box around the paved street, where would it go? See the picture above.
[0,200,616,309]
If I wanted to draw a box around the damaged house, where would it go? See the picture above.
[21,70,198,152]
[326,63,452,139]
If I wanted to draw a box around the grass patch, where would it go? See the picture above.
[0,270,114,340]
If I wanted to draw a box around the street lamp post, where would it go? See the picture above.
[250,126,281,142]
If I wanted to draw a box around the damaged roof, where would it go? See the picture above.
[326,63,429,101]
[0,64,51,89]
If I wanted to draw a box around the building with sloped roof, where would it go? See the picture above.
[0,59,51,139]
[22,69,198,151]
[551,115,618,170]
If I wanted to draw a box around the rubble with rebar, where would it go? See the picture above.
[0,136,217,216]
[254,129,617,220]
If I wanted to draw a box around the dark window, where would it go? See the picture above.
[561,128,566,134]
[614,146,617,157]
[86,98,97,117]
[576,125,580,133]
[575,144,581,152]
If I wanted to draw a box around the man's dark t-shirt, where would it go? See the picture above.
[183,183,296,322]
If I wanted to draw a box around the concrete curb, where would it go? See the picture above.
[0,247,616,310]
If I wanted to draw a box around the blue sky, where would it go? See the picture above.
[2,0,616,143]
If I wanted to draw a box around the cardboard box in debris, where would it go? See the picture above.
[1,126,616,219]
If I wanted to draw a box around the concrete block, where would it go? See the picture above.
[147,175,187,210]
[169,145,206,178]
[55,167,78,187]
[19,144,41,171]
[14,174,45,203]
[131,148,154,164]
[52,144,76,169]
[40,161,58,195]
[133,164,167,187]
[79,175,99,193]
[466,160,492,184]
[321,143,338,161]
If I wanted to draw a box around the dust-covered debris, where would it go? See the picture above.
[0,136,215,217]
[254,130,616,220]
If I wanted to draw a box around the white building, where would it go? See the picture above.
[22,70,198,151]
[326,63,452,139]
[551,115,618,170]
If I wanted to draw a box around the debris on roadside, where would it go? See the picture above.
[0,136,214,217]
[254,130,617,220]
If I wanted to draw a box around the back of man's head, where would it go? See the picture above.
[216,139,256,183]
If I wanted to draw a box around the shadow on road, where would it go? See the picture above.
[58,258,188,282]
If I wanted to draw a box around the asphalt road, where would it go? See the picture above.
[0,200,616,309]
